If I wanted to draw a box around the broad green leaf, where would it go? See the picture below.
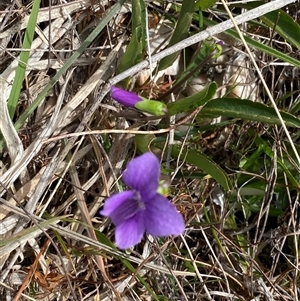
[201,98,300,128]
[168,82,217,115]
[195,0,217,11]
[117,28,144,74]
[131,0,146,31]
[172,145,232,191]
[203,18,300,68]
[135,99,167,116]
[117,0,146,74]
[7,0,41,119]
[232,187,265,196]
[158,0,195,70]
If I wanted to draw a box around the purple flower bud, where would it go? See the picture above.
[217,40,224,46]
[111,86,142,107]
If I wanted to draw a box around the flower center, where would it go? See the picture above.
[133,191,146,212]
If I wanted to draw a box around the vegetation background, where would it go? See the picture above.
[0,0,299,300]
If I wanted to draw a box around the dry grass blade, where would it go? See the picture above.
[13,239,51,301]
[0,79,24,164]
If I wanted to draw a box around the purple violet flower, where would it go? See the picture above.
[111,86,142,107]
[100,152,185,249]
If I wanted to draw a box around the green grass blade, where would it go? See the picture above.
[0,216,64,247]
[7,0,41,119]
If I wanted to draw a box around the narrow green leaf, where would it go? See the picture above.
[117,0,146,74]
[239,1,300,49]
[7,0,41,119]
[261,11,300,50]
[172,145,232,191]
[132,0,146,31]
[0,216,64,247]
[203,18,300,68]
[168,81,217,115]
[118,258,161,301]
[201,98,300,128]
[158,0,195,70]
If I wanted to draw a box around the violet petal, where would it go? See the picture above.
[115,213,145,249]
[122,152,160,199]
[144,193,184,237]
[100,191,140,226]
[111,86,141,107]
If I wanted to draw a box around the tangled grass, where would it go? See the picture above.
[0,0,299,300]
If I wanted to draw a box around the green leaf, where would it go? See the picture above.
[201,98,300,128]
[134,134,156,153]
[7,0,41,119]
[239,1,300,49]
[203,18,300,68]
[195,0,218,11]
[117,0,146,74]
[131,0,146,30]
[135,99,168,116]
[117,29,144,74]
[158,0,195,70]
[95,229,116,248]
[168,81,217,115]
[261,11,300,50]
[172,145,232,191]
